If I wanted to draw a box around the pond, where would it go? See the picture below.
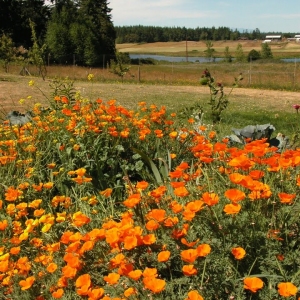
[129,54,300,63]
[129,54,224,63]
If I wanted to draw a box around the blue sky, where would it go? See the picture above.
[108,0,300,33]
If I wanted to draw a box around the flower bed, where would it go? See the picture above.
[0,92,299,299]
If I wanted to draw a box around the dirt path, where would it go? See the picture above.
[0,74,299,114]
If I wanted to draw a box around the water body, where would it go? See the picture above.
[129,54,223,63]
[130,54,300,63]
[281,58,300,63]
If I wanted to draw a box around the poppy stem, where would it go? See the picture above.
[200,257,207,289]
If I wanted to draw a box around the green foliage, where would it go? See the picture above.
[248,49,261,61]
[46,0,116,67]
[204,40,215,60]
[110,52,132,81]
[0,33,16,72]
[200,68,243,124]
[223,46,232,62]
[261,42,273,59]
[235,43,246,62]
[28,19,47,80]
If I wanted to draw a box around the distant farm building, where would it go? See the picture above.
[287,34,300,42]
[265,35,282,41]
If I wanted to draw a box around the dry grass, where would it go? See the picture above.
[116,40,300,57]
[0,72,299,116]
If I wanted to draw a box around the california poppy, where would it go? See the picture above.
[202,192,219,206]
[231,247,246,260]
[181,249,198,263]
[143,276,166,293]
[185,290,204,300]
[277,282,298,297]
[19,276,35,290]
[224,189,245,203]
[182,264,198,276]
[278,193,296,204]
[103,273,120,285]
[52,288,64,299]
[128,269,142,281]
[123,194,141,208]
[243,277,264,293]
[157,250,171,262]
[197,244,211,257]
[174,186,189,197]
[223,203,241,215]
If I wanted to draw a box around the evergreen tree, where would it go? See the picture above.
[261,43,273,59]
[0,0,50,48]
[46,0,116,66]
[223,46,232,62]
[46,1,78,64]
[235,43,246,62]
[77,0,116,66]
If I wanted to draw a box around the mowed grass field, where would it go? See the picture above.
[116,40,300,58]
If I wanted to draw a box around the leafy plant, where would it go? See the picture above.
[200,68,243,124]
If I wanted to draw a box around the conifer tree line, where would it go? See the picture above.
[115,26,296,44]
[0,1,296,67]
[0,0,116,66]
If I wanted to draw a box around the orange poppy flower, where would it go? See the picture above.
[88,288,105,300]
[181,238,199,248]
[142,234,156,245]
[19,276,35,290]
[228,154,255,170]
[43,182,54,189]
[124,287,136,298]
[123,194,141,208]
[224,189,245,203]
[103,273,120,285]
[99,188,113,197]
[128,269,143,281]
[75,273,91,289]
[62,265,77,278]
[146,209,166,222]
[249,170,264,180]
[202,192,219,206]
[278,193,296,204]
[136,181,149,190]
[181,249,198,263]
[157,250,170,262]
[143,277,166,293]
[163,216,179,227]
[72,211,91,227]
[229,173,245,184]
[277,282,298,297]
[47,262,58,273]
[174,186,189,197]
[0,220,8,231]
[52,288,64,299]
[10,246,20,255]
[143,267,158,278]
[197,244,211,257]
[170,201,183,213]
[182,264,198,276]
[185,290,204,300]
[5,186,23,201]
[146,220,160,231]
[123,235,138,250]
[170,181,186,188]
[243,277,264,293]
[231,247,246,260]
[223,203,241,215]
